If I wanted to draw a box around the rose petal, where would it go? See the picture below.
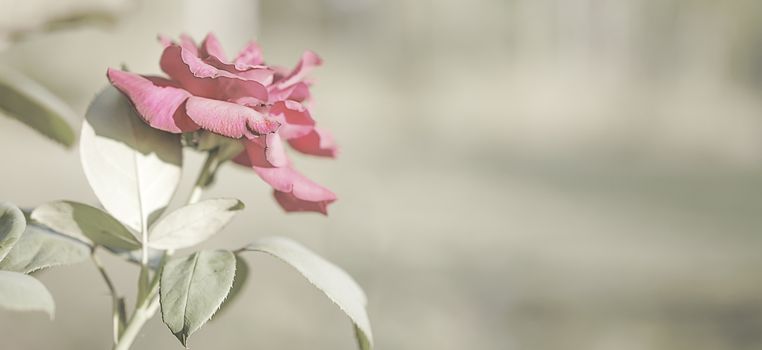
[202,50,274,85]
[234,40,264,69]
[263,133,288,167]
[276,50,322,88]
[235,67,274,85]
[286,82,312,102]
[216,74,269,103]
[199,33,227,62]
[196,35,272,82]
[246,133,288,167]
[160,45,219,97]
[179,33,199,55]
[204,60,274,86]
[269,81,312,104]
[196,35,274,86]
[160,45,268,102]
[232,149,251,167]
[185,96,279,139]
[157,34,199,54]
[158,34,173,48]
[270,65,291,81]
[106,68,198,133]
[273,190,335,215]
[245,141,336,214]
[288,127,339,158]
[269,100,315,139]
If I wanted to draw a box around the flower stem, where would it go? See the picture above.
[91,248,117,299]
[112,150,219,350]
[91,248,125,344]
[113,298,156,350]
[188,148,219,205]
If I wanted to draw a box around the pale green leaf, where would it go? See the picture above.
[160,250,236,347]
[355,325,372,350]
[148,198,244,250]
[0,270,54,318]
[0,65,75,147]
[0,223,89,273]
[80,86,182,232]
[241,237,373,349]
[0,202,26,262]
[214,254,249,318]
[31,201,140,250]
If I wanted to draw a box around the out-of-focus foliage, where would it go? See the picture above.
[0,65,76,147]
[0,0,134,147]
[0,0,132,47]
[0,270,54,317]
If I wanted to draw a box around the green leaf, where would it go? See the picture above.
[214,254,249,318]
[241,237,373,350]
[80,86,182,232]
[0,202,26,262]
[160,250,236,347]
[0,270,54,318]
[148,198,244,250]
[0,223,89,273]
[31,201,140,251]
[0,65,76,147]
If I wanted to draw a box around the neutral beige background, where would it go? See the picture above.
[2,0,762,349]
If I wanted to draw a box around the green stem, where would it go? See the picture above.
[91,248,117,298]
[188,148,218,204]
[91,248,125,344]
[112,150,218,350]
[113,299,155,350]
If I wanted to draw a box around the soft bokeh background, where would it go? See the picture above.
[2,0,762,349]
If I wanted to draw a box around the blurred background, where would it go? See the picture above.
[1,0,762,349]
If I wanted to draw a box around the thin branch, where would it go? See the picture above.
[188,148,219,204]
[91,247,124,344]
[91,247,117,298]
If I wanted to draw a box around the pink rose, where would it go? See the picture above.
[107,33,338,214]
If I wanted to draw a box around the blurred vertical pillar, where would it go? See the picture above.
[515,0,553,62]
[182,0,259,49]
[556,0,592,66]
